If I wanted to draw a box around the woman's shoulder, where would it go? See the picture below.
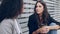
[0,19,14,26]
[28,14,37,23]
[0,19,15,34]
[29,14,35,18]
[2,19,14,22]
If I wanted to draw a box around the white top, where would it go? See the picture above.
[0,19,22,34]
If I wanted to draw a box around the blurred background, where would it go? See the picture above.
[0,0,60,34]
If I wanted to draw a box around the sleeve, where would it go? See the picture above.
[49,15,60,26]
[0,20,13,34]
[28,16,36,34]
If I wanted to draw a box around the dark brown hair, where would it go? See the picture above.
[0,0,23,22]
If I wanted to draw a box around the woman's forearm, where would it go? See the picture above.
[49,25,60,30]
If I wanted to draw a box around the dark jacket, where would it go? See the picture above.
[28,14,60,34]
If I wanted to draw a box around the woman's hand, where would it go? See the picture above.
[36,26,50,34]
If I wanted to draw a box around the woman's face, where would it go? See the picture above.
[36,2,44,15]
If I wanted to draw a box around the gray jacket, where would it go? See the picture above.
[0,19,21,34]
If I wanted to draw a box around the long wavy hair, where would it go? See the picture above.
[0,0,23,22]
[34,1,50,27]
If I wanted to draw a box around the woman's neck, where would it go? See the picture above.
[39,13,42,17]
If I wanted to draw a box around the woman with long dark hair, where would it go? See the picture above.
[0,0,23,34]
[28,0,60,34]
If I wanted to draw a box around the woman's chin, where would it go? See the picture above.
[37,13,41,15]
